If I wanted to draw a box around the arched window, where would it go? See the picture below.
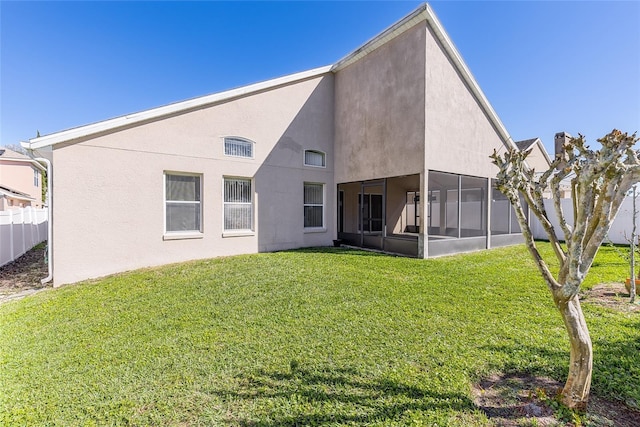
[224,137,254,159]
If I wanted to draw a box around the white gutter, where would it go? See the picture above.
[19,145,53,285]
[35,156,52,284]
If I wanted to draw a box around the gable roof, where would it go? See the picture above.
[23,3,517,153]
[515,138,539,152]
[0,185,36,202]
[0,147,46,170]
[0,147,30,160]
[514,137,553,166]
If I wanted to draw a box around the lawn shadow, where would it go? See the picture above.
[481,329,640,415]
[211,364,475,425]
[280,246,396,258]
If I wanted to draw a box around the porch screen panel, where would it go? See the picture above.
[428,171,459,238]
[460,176,487,237]
[224,178,252,230]
[304,183,324,228]
[491,180,510,235]
[165,174,201,232]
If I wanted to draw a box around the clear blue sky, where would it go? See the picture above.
[1,1,639,155]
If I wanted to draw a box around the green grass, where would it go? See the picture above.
[1,244,638,426]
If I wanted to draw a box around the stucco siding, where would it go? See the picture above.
[51,75,334,285]
[424,25,506,179]
[334,22,427,183]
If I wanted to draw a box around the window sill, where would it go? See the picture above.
[163,232,204,241]
[304,227,327,234]
[222,231,255,238]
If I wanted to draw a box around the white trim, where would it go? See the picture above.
[303,182,325,229]
[163,232,204,241]
[24,66,332,150]
[222,176,254,232]
[163,171,203,236]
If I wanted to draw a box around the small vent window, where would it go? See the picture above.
[224,137,254,158]
[304,150,326,167]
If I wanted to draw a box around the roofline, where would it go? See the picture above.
[0,154,47,171]
[533,138,553,166]
[333,3,517,152]
[332,3,428,72]
[23,65,333,150]
[0,188,37,202]
[22,2,518,153]
[421,4,517,151]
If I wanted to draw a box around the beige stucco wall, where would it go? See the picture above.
[424,25,507,179]
[0,160,43,209]
[51,75,334,285]
[334,22,427,183]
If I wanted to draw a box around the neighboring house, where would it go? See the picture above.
[0,148,45,210]
[21,4,550,286]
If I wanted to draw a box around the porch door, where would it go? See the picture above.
[359,193,383,233]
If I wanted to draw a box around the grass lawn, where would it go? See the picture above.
[1,244,638,426]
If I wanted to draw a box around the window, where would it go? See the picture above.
[304,150,326,167]
[304,183,324,228]
[224,137,253,158]
[165,173,201,233]
[224,178,252,231]
[33,169,39,187]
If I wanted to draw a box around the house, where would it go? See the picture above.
[0,148,45,210]
[21,4,549,286]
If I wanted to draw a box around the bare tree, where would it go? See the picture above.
[491,130,640,410]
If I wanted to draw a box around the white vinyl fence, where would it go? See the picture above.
[0,207,48,267]
[530,197,638,245]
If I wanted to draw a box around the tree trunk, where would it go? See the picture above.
[555,293,593,410]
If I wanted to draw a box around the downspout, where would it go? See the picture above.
[36,157,52,284]
[22,145,53,285]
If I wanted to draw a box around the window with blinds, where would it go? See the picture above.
[165,173,201,233]
[304,150,326,167]
[304,183,324,228]
[224,137,254,158]
[224,178,253,231]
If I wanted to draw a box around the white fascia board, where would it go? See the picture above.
[25,65,333,150]
[422,4,518,152]
[0,189,36,202]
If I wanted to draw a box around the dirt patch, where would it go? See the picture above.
[581,283,639,313]
[473,373,640,426]
[0,242,50,299]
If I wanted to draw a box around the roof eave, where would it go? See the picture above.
[24,65,333,150]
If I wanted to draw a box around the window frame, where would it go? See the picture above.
[163,171,203,239]
[303,149,326,168]
[223,176,254,235]
[303,182,325,231]
[223,137,255,159]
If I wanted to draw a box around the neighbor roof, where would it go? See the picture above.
[515,138,540,151]
[0,185,36,202]
[23,3,518,154]
[0,147,46,170]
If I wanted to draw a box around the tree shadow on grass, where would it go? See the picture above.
[211,365,475,426]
